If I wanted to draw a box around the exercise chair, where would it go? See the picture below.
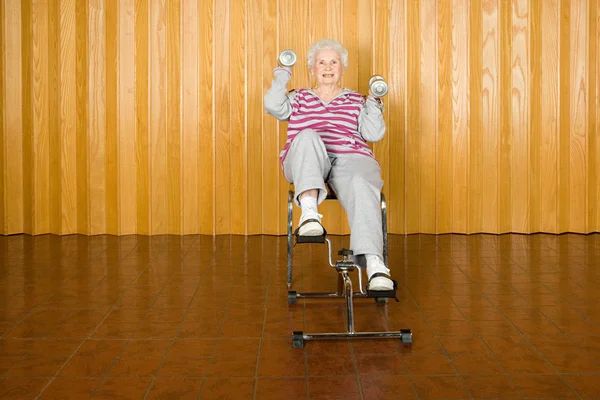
[286,184,412,348]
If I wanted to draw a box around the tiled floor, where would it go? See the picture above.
[1,233,600,399]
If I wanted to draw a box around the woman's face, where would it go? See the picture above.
[311,49,344,86]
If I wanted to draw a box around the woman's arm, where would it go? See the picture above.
[264,67,296,121]
[358,96,386,142]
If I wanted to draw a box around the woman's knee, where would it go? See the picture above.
[349,162,383,190]
[294,129,320,143]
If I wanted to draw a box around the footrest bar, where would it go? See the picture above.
[296,292,368,299]
[366,289,399,302]
[295,234,326,244]
[287,290,368,304]
[292,329,412,348]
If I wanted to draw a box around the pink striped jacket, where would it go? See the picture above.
[264,67,386,164]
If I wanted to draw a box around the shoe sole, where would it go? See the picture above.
[368,276,394,291]
[298,221,324,236]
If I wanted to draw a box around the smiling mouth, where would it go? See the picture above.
[323,74,334,78]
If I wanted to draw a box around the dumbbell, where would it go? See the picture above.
[369,75,388,97]
[278,50,297,67]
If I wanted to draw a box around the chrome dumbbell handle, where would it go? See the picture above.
[369,75,388,97]
[279,50,297,67]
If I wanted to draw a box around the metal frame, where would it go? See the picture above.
[286,186,412,348]
[287,188,388,288]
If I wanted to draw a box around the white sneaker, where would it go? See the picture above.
[367,257,394,291]
[297,208,324,236]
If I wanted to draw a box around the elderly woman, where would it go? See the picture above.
[263,39,392,291]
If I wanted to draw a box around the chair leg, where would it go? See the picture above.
[381,192,388,268]
[287,190,294,288]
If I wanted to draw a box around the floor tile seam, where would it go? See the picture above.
[417,302,475,399]
[345,336,366,400]
[14,371,552,379]
[480,303,583,400]
[53,240,137,299]
[36,242,172,400]
[425,285,519,398]
[0,289,69,341]
[252,241,277,400]
[493,301,600,368]
[525,278,591,315]
[475,334,526,399]
[292,245,310,397]
[488,291,568,337]
[143,236,217,400]
[556,371,600,375]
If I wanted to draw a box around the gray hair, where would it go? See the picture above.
[306,39,348,69]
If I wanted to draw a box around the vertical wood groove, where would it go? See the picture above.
[0,0,5,235]
[3,0,24,234]
[105,0,117,234]
[499,0,512,233]
[166,0,180,234]
[470,0,483,234]
[76,0,88,234]
[136,0,149,234]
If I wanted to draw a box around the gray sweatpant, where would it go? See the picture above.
[282,129,384,258]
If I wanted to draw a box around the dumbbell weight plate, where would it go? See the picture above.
[369,75,388,97]
[369,75,385,87]
[371,81,388,97]
[279,50,297,67]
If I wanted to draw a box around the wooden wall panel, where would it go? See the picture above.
[420,0,437,234]
[149,0,167,235]
[481,0,499,233]
[589,0,598,232]
[59,0,78,234]
[88,0,107,235]
[530,0,541,233]
[49,0,60,234]
[469,0,483,234]
[119,0,137,235]
[32,0,50,235]
[589,0,600,231]
[374,0,390,233]
[499,0,512,234]
[166,0,180,235]
[76,0,87,234]
[0,0,4,235]
[540,0,559,233]
[437,0,451,234]
[198,0,214,235]
[214,0,230,234]
[2,0,24,234]
[559,0,571,233]
[569,0,588,233]
[230,0,247,235]
[405,0,420,234]
[105,0,116,235]
[246,0,261,235]
[135,0,149,234]
[261,0,278,235]
[1,0,599,236]
[452,0,469,234]
[387,0,404,235]
[182,0,199,234]
[511,0,530,233]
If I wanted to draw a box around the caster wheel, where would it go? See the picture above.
[292,331,304,348]
[375,297,387,304]
[288,291,297,305]
[400,331,412,345]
